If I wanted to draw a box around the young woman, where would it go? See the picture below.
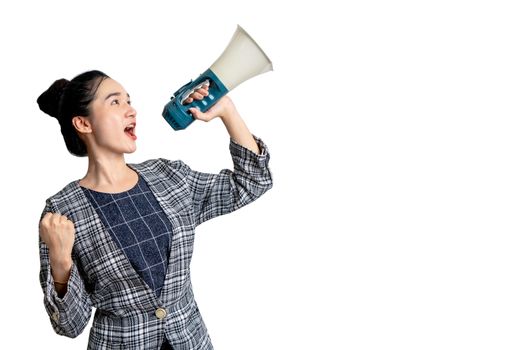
[37,70,272,349]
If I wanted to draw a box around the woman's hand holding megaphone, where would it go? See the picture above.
[183,86,260,155]
[184,85,236,124]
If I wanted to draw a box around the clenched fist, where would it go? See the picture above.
[40,212,75,283]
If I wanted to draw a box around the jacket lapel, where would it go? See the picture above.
[128,160,195,303]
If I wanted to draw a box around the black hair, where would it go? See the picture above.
[37,70,110,157]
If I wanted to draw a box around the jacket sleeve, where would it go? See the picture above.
[39,199,93,338]
[164,135,273,226]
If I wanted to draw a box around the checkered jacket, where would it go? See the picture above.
[39,136,272,349]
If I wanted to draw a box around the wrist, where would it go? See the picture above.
[50,254,72,273]
[51,263,72,285]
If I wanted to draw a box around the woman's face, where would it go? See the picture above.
[80,78,138,156]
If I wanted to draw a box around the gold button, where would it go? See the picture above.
[155,308,167,320]
[52,311,60,322]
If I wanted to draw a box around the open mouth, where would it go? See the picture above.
[124,123,137,140]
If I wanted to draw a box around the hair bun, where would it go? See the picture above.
[37,79,70,119]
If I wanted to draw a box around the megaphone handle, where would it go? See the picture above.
[180,80,210,102]
[177,69,229,113]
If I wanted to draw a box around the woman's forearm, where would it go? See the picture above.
[220,103,260,155]
[50,254,72,297]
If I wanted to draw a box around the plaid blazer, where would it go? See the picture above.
[39,137,272,349]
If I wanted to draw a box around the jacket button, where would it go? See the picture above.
[155,308,167,320]
[51,311,60,322]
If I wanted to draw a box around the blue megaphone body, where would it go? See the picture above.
[162,25,273,131]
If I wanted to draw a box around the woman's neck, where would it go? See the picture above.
[79,152,138,193]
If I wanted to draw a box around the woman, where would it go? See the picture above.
[37,70,272,349]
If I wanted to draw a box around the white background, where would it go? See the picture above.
[1,0,524,349]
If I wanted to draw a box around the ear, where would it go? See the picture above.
[72,116,92,135]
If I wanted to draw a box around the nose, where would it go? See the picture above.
[126,104,137,119]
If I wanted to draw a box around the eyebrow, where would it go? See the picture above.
[104,92,131,101]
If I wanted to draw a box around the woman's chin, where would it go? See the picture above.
[120,142,137,154]
[125,146,137,154]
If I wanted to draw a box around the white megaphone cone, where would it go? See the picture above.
[210,25,273,90]
[162,25,273,131]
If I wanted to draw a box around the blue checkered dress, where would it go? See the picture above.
[81,174,173,298]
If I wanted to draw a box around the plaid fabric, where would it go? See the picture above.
[39,136,272,350]
[82,175,174,298]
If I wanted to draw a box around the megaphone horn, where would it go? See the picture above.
[162,25,273,131]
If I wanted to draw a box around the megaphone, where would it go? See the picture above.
[162,25,273,131]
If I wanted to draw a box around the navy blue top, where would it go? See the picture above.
[81,173,173,297]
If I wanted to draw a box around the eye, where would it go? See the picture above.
[111,99,120,105]
[127,100,132,106]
